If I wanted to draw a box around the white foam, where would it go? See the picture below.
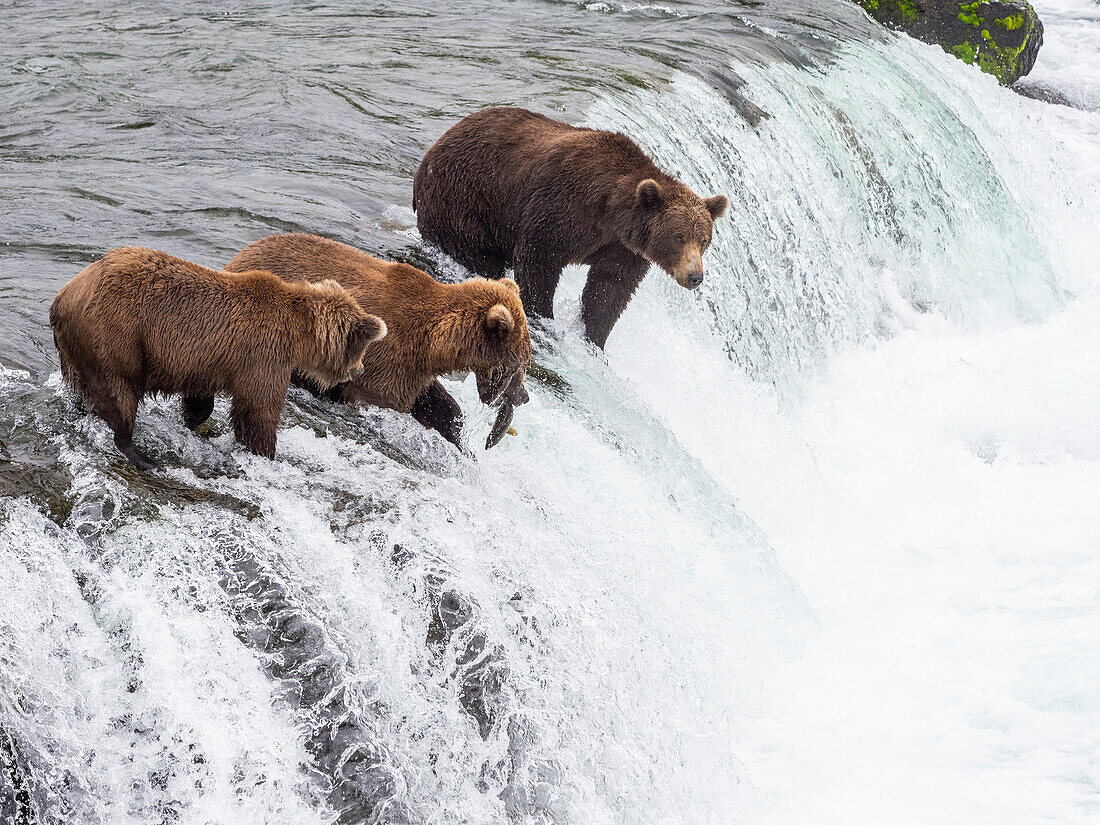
[3,7,1100,823]
[1025,0,1100,112]
[598,31,1100,825]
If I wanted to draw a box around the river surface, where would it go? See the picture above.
[1,1,1099,823]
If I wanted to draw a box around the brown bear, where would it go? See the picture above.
[50,247,386,469]
[224,233,532,450]
[413,106,730,349]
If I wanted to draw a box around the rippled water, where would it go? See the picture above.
[2,1,1099,823]
[0,0,878,377]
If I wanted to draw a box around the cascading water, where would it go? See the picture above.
[2,1,1098,823]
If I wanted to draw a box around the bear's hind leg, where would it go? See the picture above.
[94,377,156,470]
[181,394,215,430]
[514,244,565,319]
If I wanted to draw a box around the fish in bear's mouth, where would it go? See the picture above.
[477,364,529,407]
[482,367,528,450]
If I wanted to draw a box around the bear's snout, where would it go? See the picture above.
[671,244,705,290]
[671,266,704,290]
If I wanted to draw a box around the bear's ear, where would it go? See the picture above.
[361,314,387,344]
[346,315,387,360]
[484,303,514,342]
[636,179,664,210]
[501,278,521,294]
[705,195,729,220]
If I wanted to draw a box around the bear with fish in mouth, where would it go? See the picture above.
[50,247,386,468]
[413,106,730,348]
[225,233,532,451]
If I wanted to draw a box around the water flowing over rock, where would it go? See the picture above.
[854,1,1044,84]
[3,1,1100,822]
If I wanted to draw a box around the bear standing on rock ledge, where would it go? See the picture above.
[226,234,531,451]
[414,107,730,349]
[50,248,386,468]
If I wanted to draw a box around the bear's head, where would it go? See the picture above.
[299,279,387,390]
[630,179,728,290]
[437,278,532,407]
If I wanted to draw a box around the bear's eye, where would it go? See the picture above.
[676,234,685,245]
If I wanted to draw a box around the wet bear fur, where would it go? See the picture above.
[225,233,532,449]
[413,106,729,348]
[49,247,385,468]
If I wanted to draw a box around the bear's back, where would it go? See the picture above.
[56,248,315,390]
[227,234,439,319]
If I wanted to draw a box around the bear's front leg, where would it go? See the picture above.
[581,246,650,349]
[82,372,156,469]
[229,382,288,460]
[410,380,464,449]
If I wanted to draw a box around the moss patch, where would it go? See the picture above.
[952,42,977,64]
[855,1,1044,85]
[958,3,982,27]
[857,0,918,22]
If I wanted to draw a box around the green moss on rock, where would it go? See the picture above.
[854,0,1044,85]
[952,42,977,63]
[958,4,982,26]
[857,0,920,21]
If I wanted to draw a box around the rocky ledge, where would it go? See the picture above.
[854,1,1044,85]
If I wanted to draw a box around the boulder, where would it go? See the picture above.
[854,1,1044,85]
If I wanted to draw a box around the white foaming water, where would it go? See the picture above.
[580,21,1100,825]
[1024,0,1100,112]
[3,10,1100,825]
[1,357,809,824]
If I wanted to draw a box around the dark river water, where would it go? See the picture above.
[0,0,878,376]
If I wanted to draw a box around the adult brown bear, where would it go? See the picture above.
[50,247,386,469]
[225,234,531,450]
[413,106,729,348]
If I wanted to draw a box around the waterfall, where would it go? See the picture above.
[2,2,1099,823]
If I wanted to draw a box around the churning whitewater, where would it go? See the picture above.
[1,1,1099,823]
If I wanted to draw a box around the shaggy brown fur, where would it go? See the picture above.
[225,234,532,449]
[49,247,386,468]
[413,106,730,348]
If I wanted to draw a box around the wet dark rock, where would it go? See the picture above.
[1012,81,1076,107]
[525,361,571,399]
[854,1,1043,85]
[704,67,771,126]
[220,551,414,824]
[0,727,41,825]
[0,439,73,525]
[223,537,560,822]
[415,574,561,817]
[423,582,511,740]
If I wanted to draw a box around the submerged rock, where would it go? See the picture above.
[854,1,1043,85]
